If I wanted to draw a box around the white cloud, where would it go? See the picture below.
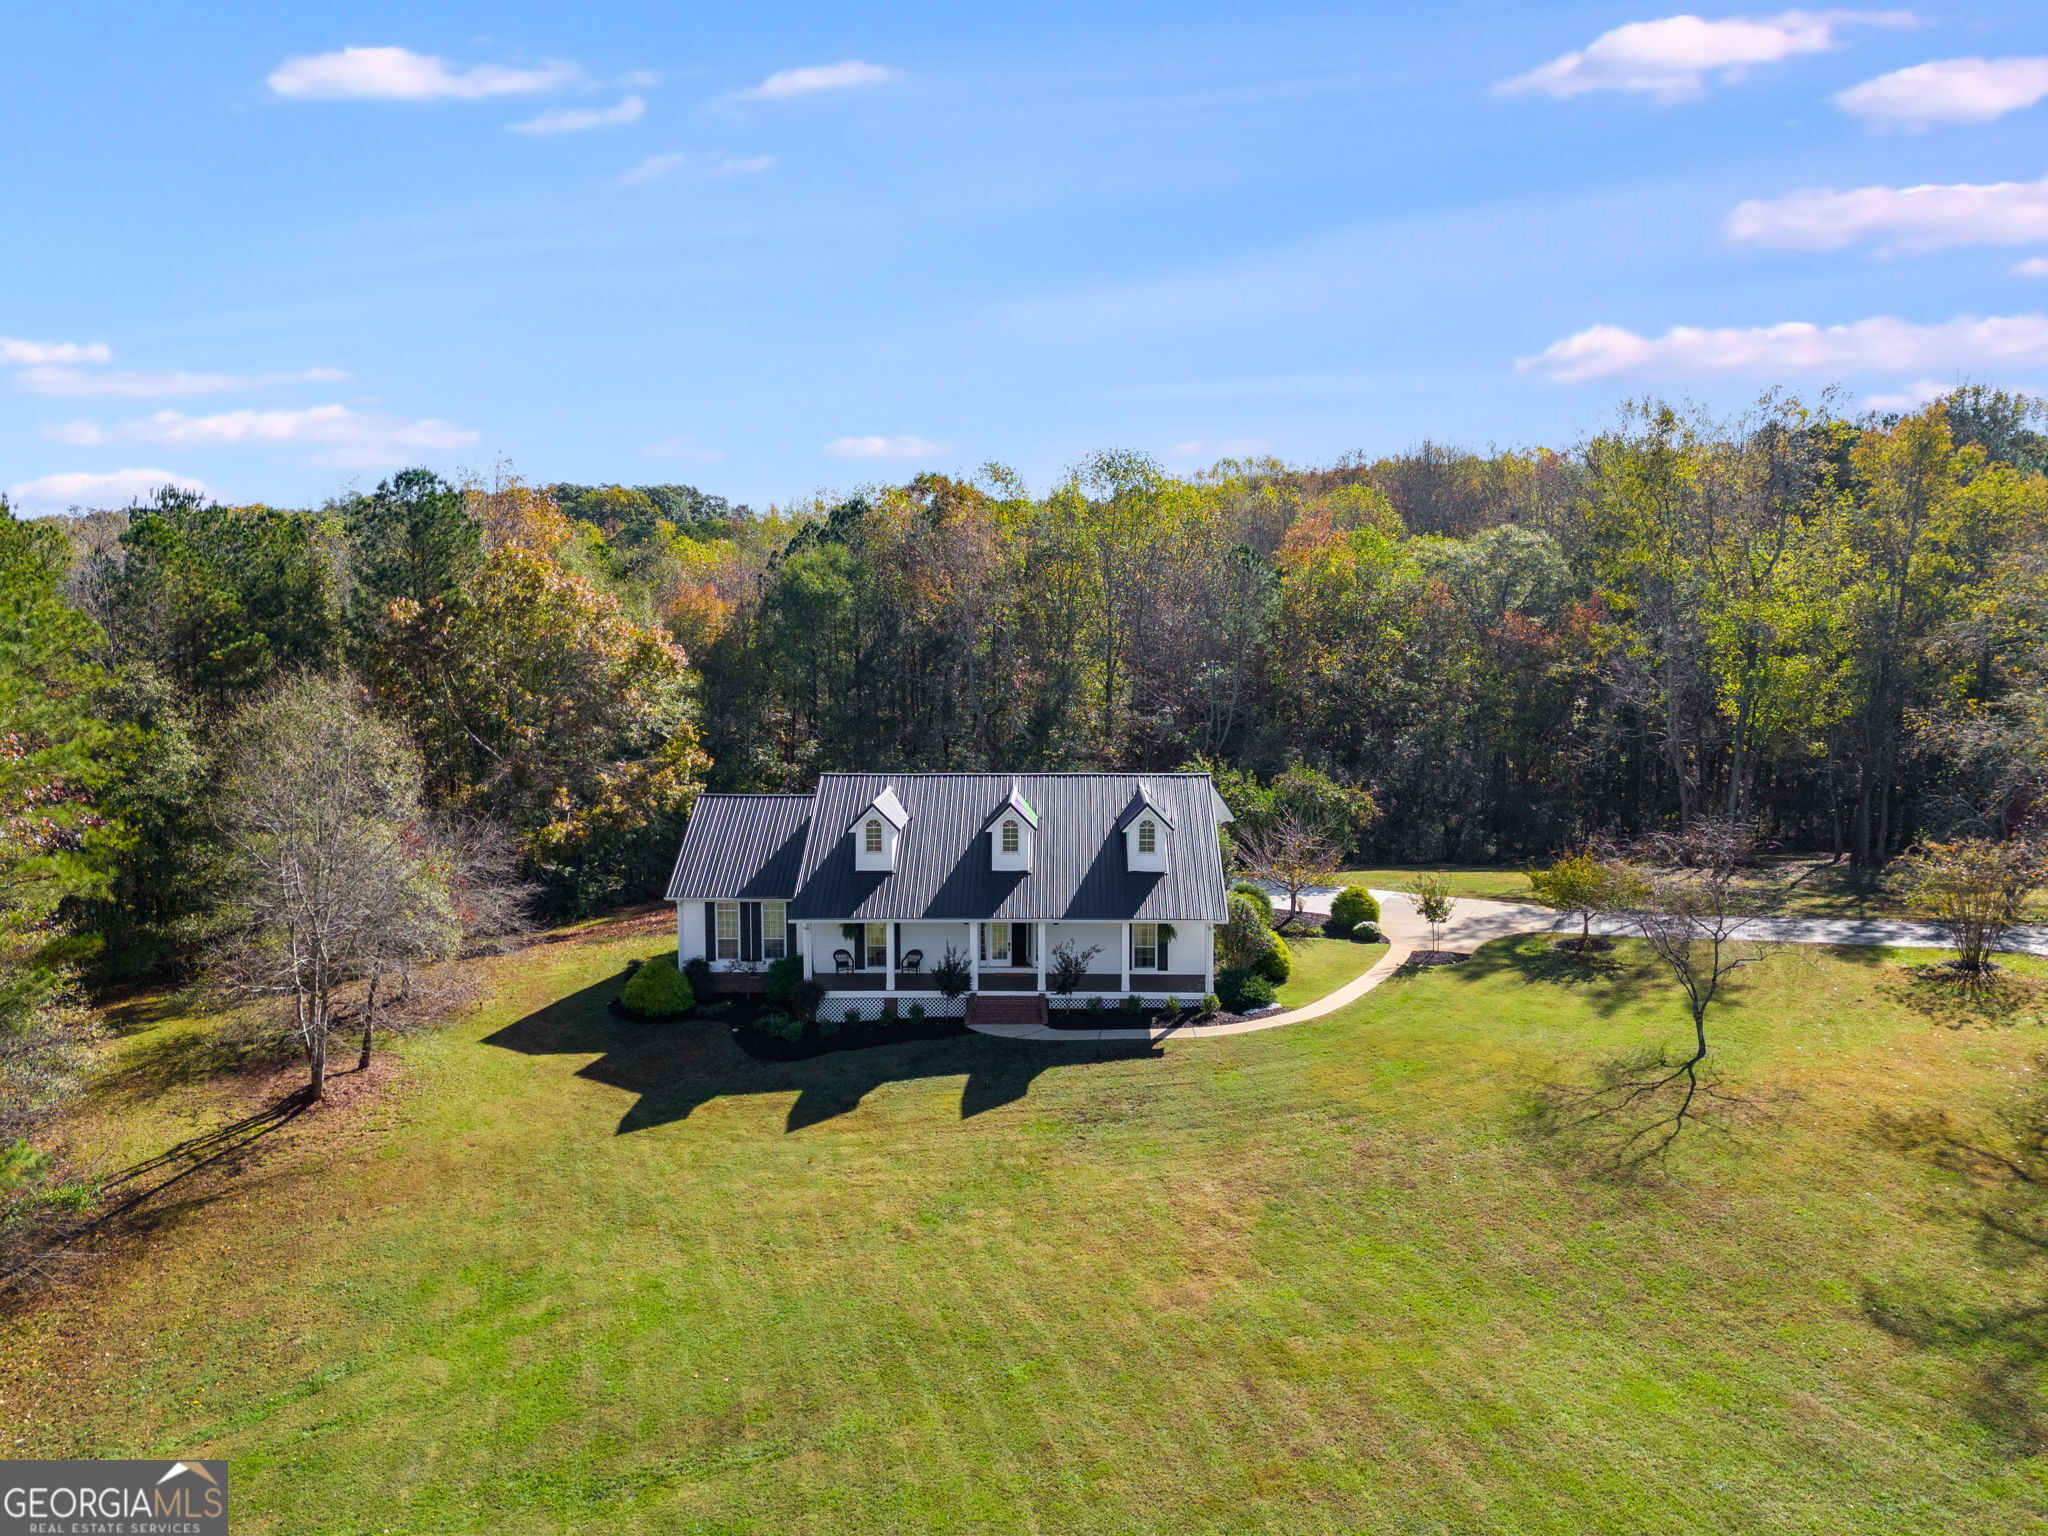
[1168,438,1273,459]
[738,60,895,101]
[2016,256,2048,278]
[268,45,578,102]
[0,337,111,366]
[1520,312,2048,381]
[1726,175,2048,254]
[617,151,773,187]
[43,405,478,469]
[7,468,205,511]
[1865,378,1952,409]
[1835,56,2048,128]
[1498,10,1914,102]
[825,434,947,459]
[509,95,644,135]
[12,365,348,398]
[644,434,726,462]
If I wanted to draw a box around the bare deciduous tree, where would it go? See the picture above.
[214,675,453,1101]
[1892,837,2046,975]
[1235,814,1343,930]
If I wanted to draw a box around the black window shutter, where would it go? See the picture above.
[1159,933,1170,970]
[703,902,716,960]
[787,921,798,957]
[740,902,762,962]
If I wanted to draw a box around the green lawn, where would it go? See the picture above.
[1274,935,1386,1009]
[11,915,2048,1533]
[1340,865,1537,902]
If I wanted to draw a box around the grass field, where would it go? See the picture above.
[10,912,2048,1533]
[1341,858,1913,918]
[1273,935,1386,1009]
[1340,865,1537,902]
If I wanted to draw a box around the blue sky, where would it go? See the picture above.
[4,1,2046,511]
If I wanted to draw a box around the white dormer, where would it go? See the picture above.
[983,782,1039,872]
[850,785,910,872]
[1117,784,1172,873]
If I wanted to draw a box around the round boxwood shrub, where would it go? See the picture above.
[1228,881,1275,926]
[1328,885,1379,936]
[1352,920,1385,943]
[621,953,694,1018]
[1216,968,1277,1012]
[1218,892,1278,971]
[1255,934,1292,984]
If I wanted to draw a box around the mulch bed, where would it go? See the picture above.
[1405,950,1471,968]
[1046,1008,1238,1031]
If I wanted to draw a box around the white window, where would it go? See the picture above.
[865,922,889,969]
[1137,819,1157,855]
[985,921,1010,964]
[715,901,739,960]
[1001,819,1019,853]
[864,819,883,853]
[1133,922,1159,970]
[763,901,787,960]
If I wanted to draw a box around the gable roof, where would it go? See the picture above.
[1113,782,1174,832]
[979,780,1039,832]
[848,784,909,833]
[788,772,1228,923]
[664,793,812,901]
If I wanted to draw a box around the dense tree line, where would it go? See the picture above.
[4,388,2048,1223]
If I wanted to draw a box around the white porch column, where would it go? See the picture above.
[968,923,979,994]
[1119,924,1130,996]
[1035,922,1047,993]
[801,922,814,980]
[886,922,897,995]
[1203,922,1215,996]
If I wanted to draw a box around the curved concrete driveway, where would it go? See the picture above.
[967,886,2048,1044]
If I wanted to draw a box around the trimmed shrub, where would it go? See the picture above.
[1216,968,1276,1012]
[755,1010,802,1042]
[1218,892,1278,970]
[620,953,694,1017]
[1085,996,1106,1015]
[1162,995,1182,1019]
[789,979,825,1024]
[906,1002,926,1021]
[1328,885,1379,935]
[763,955,804,1005]
[1229,881,1274,926]
[1255,935,1292,984]
[682,955,714,997]
[1120,994,1143,1014]
[1200,992,1222,1016]
[1352,921,1385,943]
[843,1007,862,1026]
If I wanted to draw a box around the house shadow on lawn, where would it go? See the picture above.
[483,976,1163,1135]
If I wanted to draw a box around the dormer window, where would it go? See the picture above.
[850,785,909,872]
[985,781,1037,872]
[1119,784,1171,872]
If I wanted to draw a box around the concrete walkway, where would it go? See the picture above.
[966,886,2048,1045]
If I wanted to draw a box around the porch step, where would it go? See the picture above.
[966,992,1048,1027]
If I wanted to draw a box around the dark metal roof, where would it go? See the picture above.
[786,773,1229,923]
[980,781,1039,832]
[664,793,813,901]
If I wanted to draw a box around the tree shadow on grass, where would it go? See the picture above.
[1437,935,1666,1018]
[1878,965,2048,1033]
[483,976,1164,1135]
[1864,1070,2048,1450]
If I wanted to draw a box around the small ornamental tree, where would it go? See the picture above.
[1235,814,1343,928]
[1528,853,1642,949]
[1047,941,1101,1012]
[1412,873,1454,954]
[1893,838,2047,973]
[1217,892,1278,971]
[929,945,972,1001]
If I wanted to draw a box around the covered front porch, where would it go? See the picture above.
[800,918,1212,999]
